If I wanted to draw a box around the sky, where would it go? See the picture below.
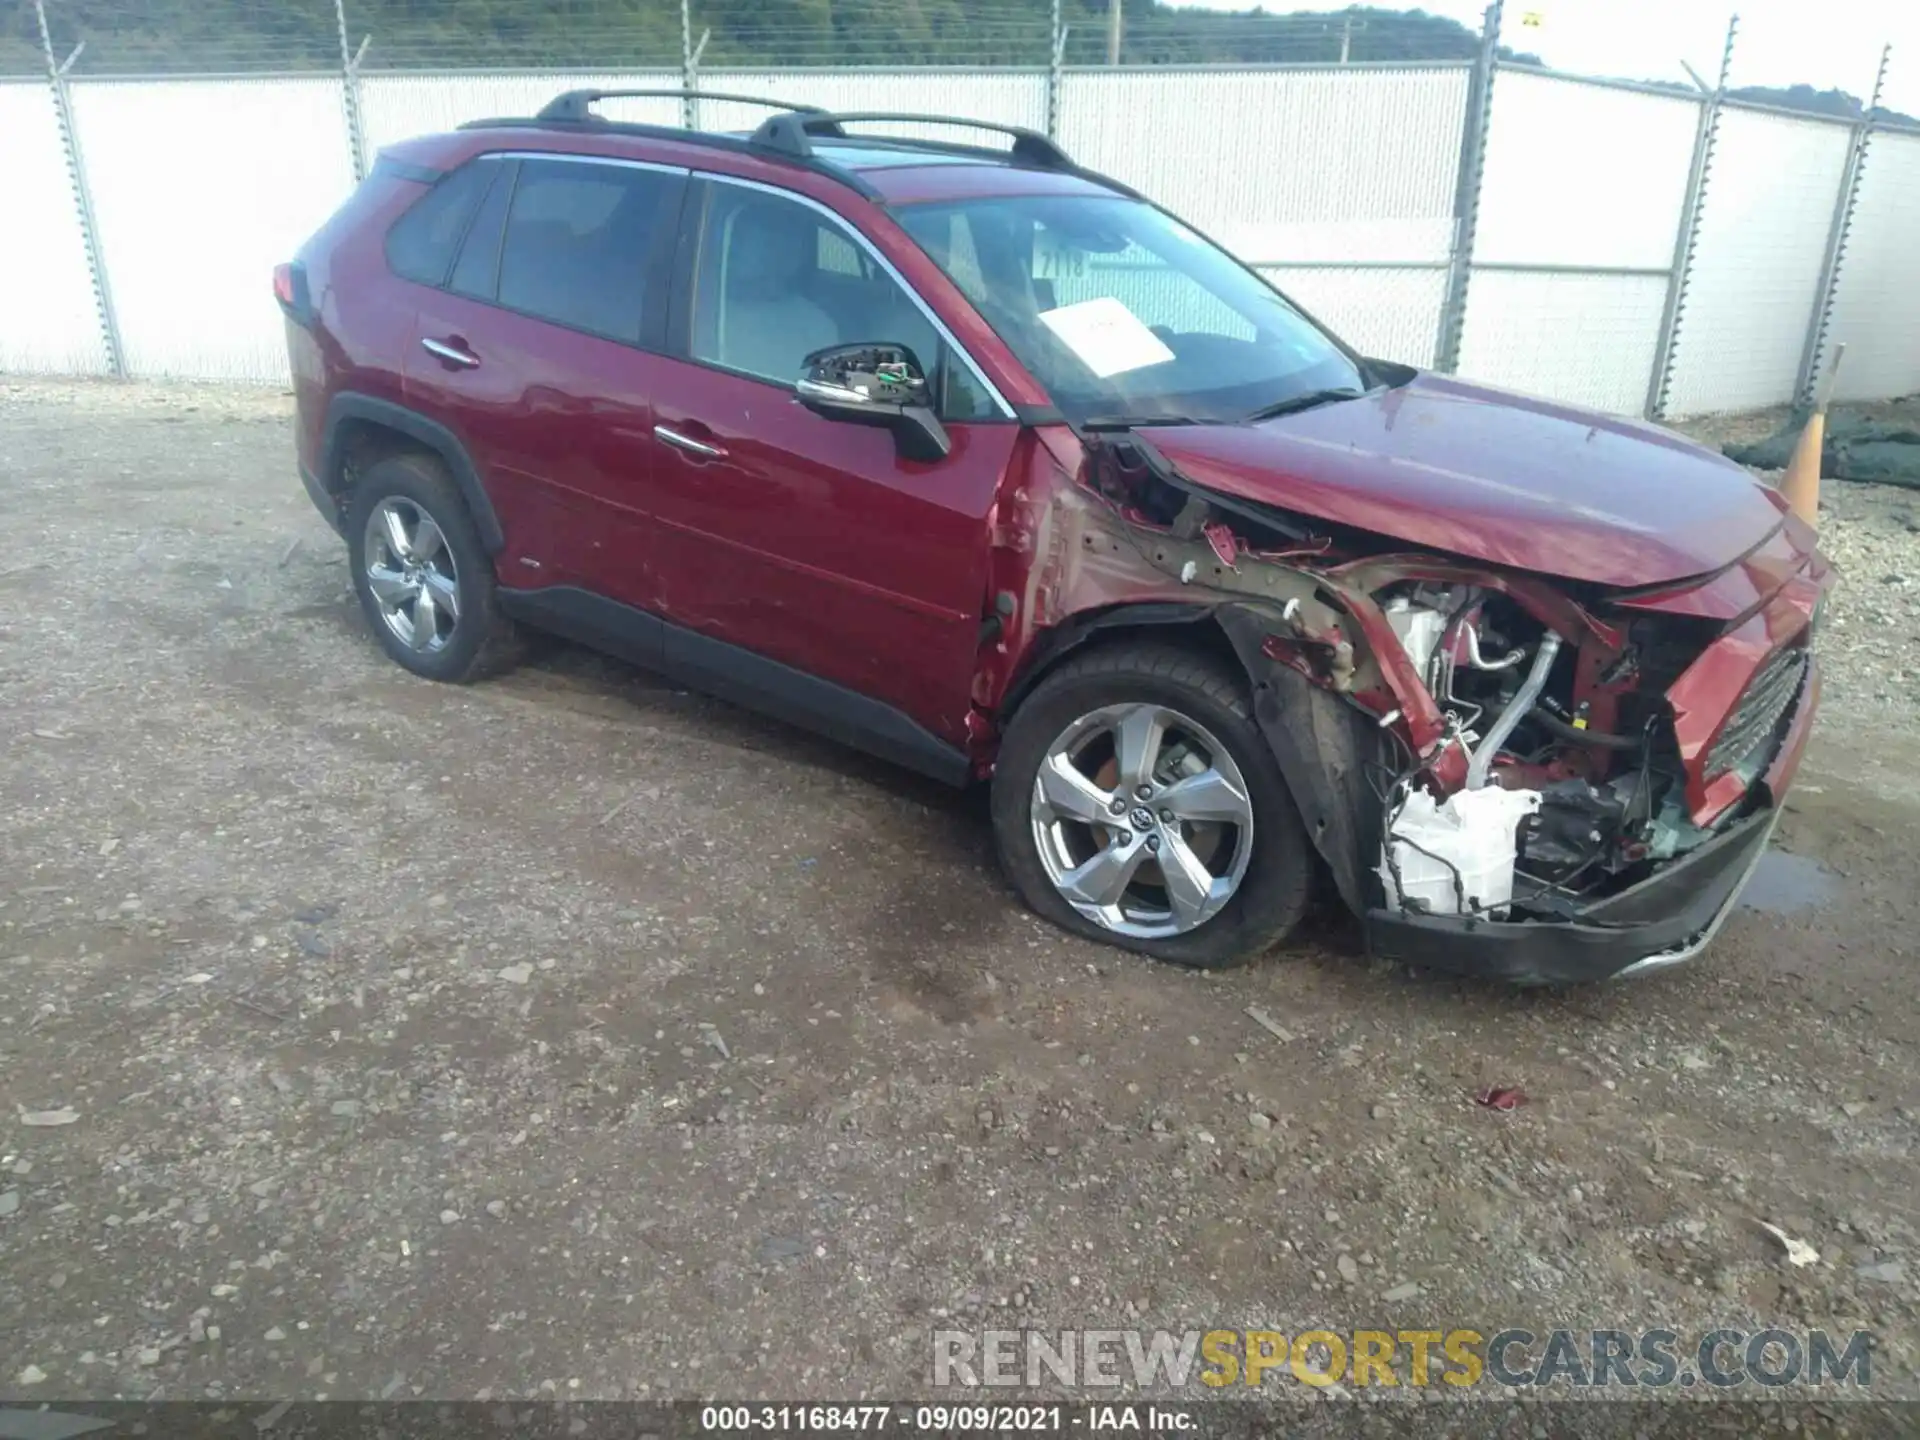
[1162,0,1919,112]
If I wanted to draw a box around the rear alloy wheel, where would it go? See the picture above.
[345,452,520,683]
[992,645,1314,968]
[364,496,461,656]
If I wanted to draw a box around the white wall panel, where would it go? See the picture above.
[1823,129,1920,404]
[1476,72,1699,269]
[0,81,109,375]
[1456,271,1668,415]
[1058,68,1466,264]
[1664,108,1851,417]
[68,77,358,383]
[359,72,680,153]
[8,65,1915,417]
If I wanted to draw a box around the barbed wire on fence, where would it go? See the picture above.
[3,0,1522,77]
[2,0,1905,135]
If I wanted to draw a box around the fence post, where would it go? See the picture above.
[681,0,697,130]
[1794,43,1890,410]
[1645,15,1736,421]
[1435,0,1501,374]
[334,0,368,181]
[34,0,122,379]
[1046,0,1064,140]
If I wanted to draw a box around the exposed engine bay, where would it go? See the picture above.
[1371,581,1704,921]
[1022,426,1819,936]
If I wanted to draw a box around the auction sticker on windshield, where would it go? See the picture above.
[1037,296,1175,379]
[1033,226,1090,281]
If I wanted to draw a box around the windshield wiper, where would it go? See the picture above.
[1242,387,1370,423]
[1079,414,1207,432]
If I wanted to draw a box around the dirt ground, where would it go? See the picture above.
[5,379,1920,1412]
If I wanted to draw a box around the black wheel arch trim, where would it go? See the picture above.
[998,601,1222,717]
[320,392,506,554]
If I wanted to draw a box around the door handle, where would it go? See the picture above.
[653,423,727,459]
[421,336,480,369]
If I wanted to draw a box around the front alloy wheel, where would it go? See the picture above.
[1031,703,1255,939]
[991,644,1314,969]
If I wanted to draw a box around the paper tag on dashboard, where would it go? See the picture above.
[1037,297,1175,379]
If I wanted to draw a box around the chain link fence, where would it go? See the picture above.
[2,0,1916,417]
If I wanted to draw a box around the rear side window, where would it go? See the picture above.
[385,160,500,287]
[495,159,676,344]
[448,159,516,300]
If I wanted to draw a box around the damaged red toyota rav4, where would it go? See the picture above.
[278,93,1830,984]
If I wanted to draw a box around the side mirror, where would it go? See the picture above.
[795,343,951,462]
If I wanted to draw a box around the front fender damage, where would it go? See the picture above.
[975,425,1804,979]
[1216,614,1387,915]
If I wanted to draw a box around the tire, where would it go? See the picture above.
[991,642,1314,969]
[344,452,521,683]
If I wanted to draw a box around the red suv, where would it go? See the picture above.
[278,91,1829,983]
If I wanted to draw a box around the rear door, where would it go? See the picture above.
[401,153,687,613]
[642,174,1021,747]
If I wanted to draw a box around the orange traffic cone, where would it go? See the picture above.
[1782,342,1845,529]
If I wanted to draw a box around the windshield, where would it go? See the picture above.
[895,192,1366,426]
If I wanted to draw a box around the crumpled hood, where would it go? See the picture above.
[1138,372,1789,589]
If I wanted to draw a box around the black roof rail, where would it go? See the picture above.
[536,88,826,124]
[455,107,885,203]
[748,111,1076,170]
[458,97,1124,206]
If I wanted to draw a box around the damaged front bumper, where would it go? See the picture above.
[1366,651,1820,986]
[1364,805,1778,985]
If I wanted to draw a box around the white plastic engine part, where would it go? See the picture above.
[1381,595,1450,684]
[1377,785,1543,918]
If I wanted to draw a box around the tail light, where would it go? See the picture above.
[273,261,315,326]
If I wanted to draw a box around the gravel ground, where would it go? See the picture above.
[4,379,1920,1415]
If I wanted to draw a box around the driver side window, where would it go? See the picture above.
[688,181,995,420]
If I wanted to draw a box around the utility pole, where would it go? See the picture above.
[1106,0,1123,66]
[1340,13,1353,64]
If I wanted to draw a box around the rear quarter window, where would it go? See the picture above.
[384,159,501,287]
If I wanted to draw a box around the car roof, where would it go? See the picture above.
[431,90,1135,209]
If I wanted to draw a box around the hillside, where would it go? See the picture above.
[4,0,1899,129]
[3,1,1526,74]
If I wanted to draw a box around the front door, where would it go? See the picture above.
[643,175,1020,747]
